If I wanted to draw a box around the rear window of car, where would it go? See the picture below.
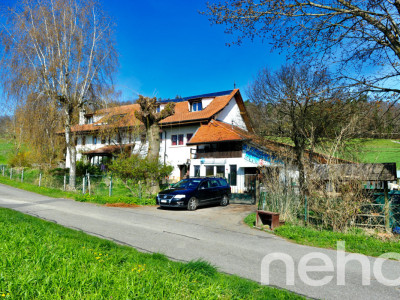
[217,178,228,186]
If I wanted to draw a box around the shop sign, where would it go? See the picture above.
[243,144,281,166]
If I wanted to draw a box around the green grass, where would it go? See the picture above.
[0,208,302,299]
[0,137,13,165]
[244,213,400,257]
[265,137,400,168]
[354,138,400,167]
[0,176,156,206]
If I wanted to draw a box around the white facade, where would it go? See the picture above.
[216,97,247,130]
[65,90,282,193]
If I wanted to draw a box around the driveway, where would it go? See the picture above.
[1,183,400,299]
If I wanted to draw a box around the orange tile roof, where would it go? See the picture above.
[160,89,239,125]
[187,120,351,164]
[187,120,253,144]
[67,89,253,133]
[70,104,141,133]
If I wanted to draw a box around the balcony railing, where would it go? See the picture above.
[192,150,242,159]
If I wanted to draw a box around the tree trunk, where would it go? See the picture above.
[64,113,76,189]
[294,143,307,202]
[147,123,161,194]
[147,123,160,162]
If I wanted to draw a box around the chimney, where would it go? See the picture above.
[79,108,86,125]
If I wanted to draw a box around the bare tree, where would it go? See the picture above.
[247,64,357,199]
[205,0,400,96]
[13,93,65,166]
[0,0,117,188]
[134,96,175,162]
[134,96,175,194]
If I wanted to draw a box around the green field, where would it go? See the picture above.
[266,137,400,168]
[0,137,12,165]
[0,208,302,299]
[354,139,400,167]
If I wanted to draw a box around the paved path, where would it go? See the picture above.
[1,183,400,299]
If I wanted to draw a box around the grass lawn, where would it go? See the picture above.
[265,137,400,168]
[0,176,156,206]
[354,138,400,167]
[0,137,13,165]
[0,208,302,299]
[244,213,400,258]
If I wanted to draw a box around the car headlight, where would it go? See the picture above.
[173,194,186,199]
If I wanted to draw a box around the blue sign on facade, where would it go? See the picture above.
[242,144,281,166]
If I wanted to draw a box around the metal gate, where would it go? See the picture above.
[230,174,257,205]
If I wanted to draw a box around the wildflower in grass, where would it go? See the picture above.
[96,257,100,260]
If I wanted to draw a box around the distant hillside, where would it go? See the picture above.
[353,139,400,169]
[265,136,400,169]
[0,137,13,165]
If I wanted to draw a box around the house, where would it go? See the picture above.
[66,89,333,194]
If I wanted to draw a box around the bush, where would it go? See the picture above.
[76,160,103,176]
[109,154,173,195]
[8,151,31,167]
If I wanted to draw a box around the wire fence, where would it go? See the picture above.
[0,165,151,199]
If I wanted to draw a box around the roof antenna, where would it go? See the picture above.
[234,81,236,89]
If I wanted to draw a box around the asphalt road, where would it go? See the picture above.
[1,183,400,299]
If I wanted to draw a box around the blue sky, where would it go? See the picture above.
[101,0,286,101]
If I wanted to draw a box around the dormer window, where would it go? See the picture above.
[190,100,202,112]
[86,116,93,124]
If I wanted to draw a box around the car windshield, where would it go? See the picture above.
[171,179,202,189]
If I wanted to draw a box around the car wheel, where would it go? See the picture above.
[187,197,198,211]
[220,194,229,206]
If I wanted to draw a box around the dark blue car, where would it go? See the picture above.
[157,177,231,210]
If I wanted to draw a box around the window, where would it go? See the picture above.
[216,166,225,178]
[156,106,161,113]
[171,135,177,146]
[206,166,214,177]
[191,101,202,112]
[186,133,193,144]
[74,137,78,146]
[93,136,97,145]
[210,179,220,188]
[178,134,184,145]
[229,165,237,186]
[81,136,86,146]
[199,180,210,190]
[194,165,200,177]
[86,116,93,124]
[171,134,184,146]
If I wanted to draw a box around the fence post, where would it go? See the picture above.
[39,173,42,187]
[384,181,390,232]
[21,169,24,182]
[139,181,142,199]
[88,174,91,195]
[109,174,112,197]
[63,175,66,191]
[2,166,4,176]
[304,195,308,226]
[10,168,12,180]
[82,176,86,194]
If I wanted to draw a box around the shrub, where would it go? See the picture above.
[76,160,103,176]
[8,151,31,167]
